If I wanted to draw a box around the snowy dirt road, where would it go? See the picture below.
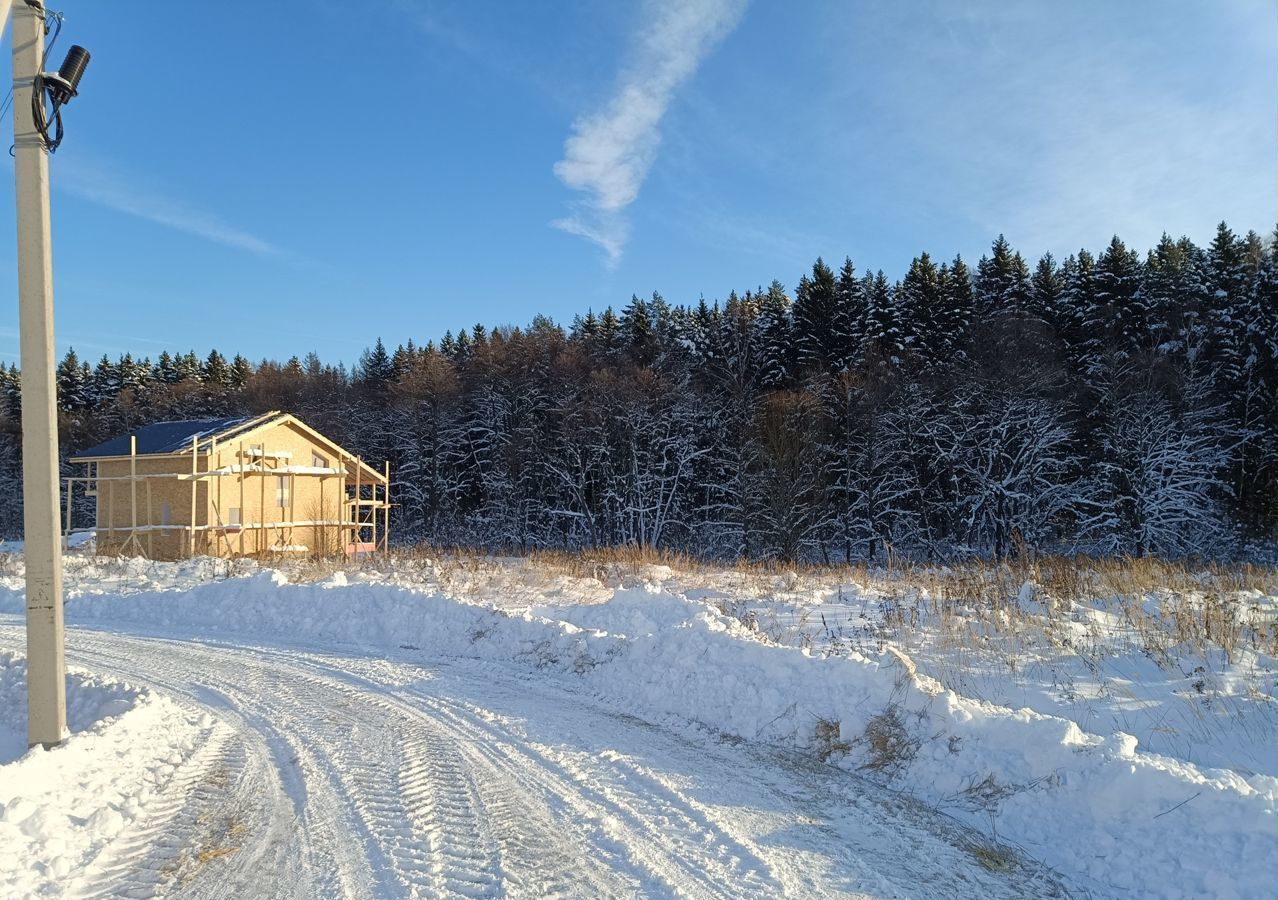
[0,621,1066,899]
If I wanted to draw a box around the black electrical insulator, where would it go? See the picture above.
[49,45,89,105]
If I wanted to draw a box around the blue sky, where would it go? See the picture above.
[0,0,1273,367]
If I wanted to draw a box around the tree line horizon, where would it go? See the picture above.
[1,222,1274,562]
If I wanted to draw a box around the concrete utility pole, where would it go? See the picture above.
[9,0,67,749]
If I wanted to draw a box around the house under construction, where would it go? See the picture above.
[67,412,390,560]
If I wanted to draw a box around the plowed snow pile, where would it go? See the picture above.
[0,648,222,897]
[0,554,1275,899]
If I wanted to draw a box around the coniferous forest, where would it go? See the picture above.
[3,223,1275,561]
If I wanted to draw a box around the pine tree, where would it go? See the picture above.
[596,307,621,356]
[621,294,654,362]
[453,329,472,361]
[118,354,150,395]
[791,258,839,372]
[938,255,974,359]
[156,351,178,385]
[754,280,792,387]
[359,338,394,387]
[1055,250,1094,371]
[390,343,413,380]
[0,364,18,419]
[1205,222,1249,387]
[203,350,231,386]
[1092,235,1146,360]
[174,351,202,383]
[862,271,906,364]
[832,258,866,370]
[898,253,945,362]
[1030,253,1063,327]
[56,348,89,410]
[975,235,1030,316]
[229,354,253,389]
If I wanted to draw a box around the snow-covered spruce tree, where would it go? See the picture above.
[938,254,975,361]
[974,235,1031,318]
[753,280,793,388]
[1030,254,1064,332]
[1094,236,1148,358]
[1225,228,1278,538]
[621,294,656,366]
[862,270,908,366]
[55,348,90,412]
[898,253,946,364]
[791,258,840,374]
[832,258,867,371]
[1053,250,1094,376]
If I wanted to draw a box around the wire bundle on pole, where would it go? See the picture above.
[28,1,67,152]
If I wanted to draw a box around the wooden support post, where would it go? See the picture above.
[339,451,347,552]
[128,435,137,553]
[106,475,114,557]
[354,456,362,551]
[369,470,376,557]
[145,477,154,560]
[383,460,391,555]
[62,477,71,552]
[188,435,198,559]
[239,442,246,557]
[260,443,267,555]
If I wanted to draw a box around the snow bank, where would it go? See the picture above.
[0,569,1274,898]
[0,649,219,897]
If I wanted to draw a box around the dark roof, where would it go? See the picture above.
[74,417,253,458]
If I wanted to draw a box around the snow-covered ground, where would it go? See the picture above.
[0,648,221,896]
[0,549,1273,898]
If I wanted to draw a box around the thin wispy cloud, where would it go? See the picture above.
[816,0,1277,263]
[552,0,747,266]
[56,160,282,257]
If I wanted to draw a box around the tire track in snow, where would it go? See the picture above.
[256,648,774,898]
[0,622,1068,899]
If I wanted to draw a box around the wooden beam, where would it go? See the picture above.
[129,435,137,551]
[188,434,198,559]
[146,476,154,560]
[260,441,267,556]
[383,459,391,555]
[106,473,114,557]
[239,442,246,557]
[62,477,71,552]
[354,455,362,551]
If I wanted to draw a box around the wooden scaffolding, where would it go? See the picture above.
[63,431,391,560]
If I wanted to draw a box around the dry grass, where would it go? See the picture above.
[812,716,851,762]
[858,706,921,776]
[54,539,1272,669]
[961,836,1019,873]
[265,543,1278,665]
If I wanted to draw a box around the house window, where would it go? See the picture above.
[312,452,328,468]
[227,507,241,526]
[276,475,290,508]
[160,503,171,526]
